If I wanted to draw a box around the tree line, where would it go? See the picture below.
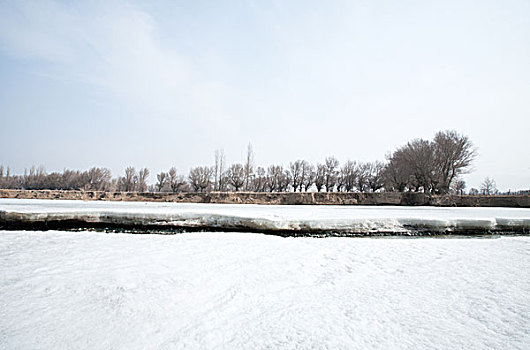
[0,130,510,195]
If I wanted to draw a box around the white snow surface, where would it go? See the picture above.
[1,198,530,234]
[1,231,529,349]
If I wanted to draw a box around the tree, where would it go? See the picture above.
[253,166,267,192]
[324,157,339,192]
[156,172,168,192]
[355,162,371,193]
[227,163,246,191]
[289,160,304,192]
[481,177,497,195]
[300,161,315,192]
[188,166,212,192]
[244,143,254,191]
[266,165,283,192]
[383,151,412,192]
[168,167,185,193]
[385,130,476,194]
[213,149,226,191]
[367,161,385,192]
[341,161,357,192]
[315,164,326,192]
[277,169,291,192]
[122,166,138,192]
[433,130,476,194]
[86,167,112,191]
[403,139,438,193]
[137,168,150,192]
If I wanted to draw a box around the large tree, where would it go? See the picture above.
[341,161,357,192]
[315,164,326,192]
[433,130,476,194]
[227,163,246,191]
[188,166,212,192]
[324,157,339,192]
[366,161,386,192]
[138,168,150,192]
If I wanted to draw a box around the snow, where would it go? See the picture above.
[1,198,530,235]
[1,231,529,349]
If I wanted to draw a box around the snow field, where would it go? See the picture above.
[1,231,529,349]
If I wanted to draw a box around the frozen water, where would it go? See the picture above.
[1,231,529,349]
[1,198,530,235]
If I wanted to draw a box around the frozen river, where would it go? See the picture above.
[1,199,530,235]
[1,230,529,349]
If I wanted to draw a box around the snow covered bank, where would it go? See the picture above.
[1,198,529,235]
[1,231,529,349]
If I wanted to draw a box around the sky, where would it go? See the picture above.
[0,0,529,191]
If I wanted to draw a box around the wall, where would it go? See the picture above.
[1,189,529,207]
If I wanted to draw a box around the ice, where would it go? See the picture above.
[1,231,529,349]
[1,198,529,235]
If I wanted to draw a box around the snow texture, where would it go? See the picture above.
[1,231,529,349]
[1,198,530,235]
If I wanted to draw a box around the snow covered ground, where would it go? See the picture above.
[1,198,530,235]
[1,230,529,349]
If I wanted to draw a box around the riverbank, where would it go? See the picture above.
[1,189,529,207]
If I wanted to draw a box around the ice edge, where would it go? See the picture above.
[1,209,529,236]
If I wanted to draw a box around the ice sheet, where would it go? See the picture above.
[1,231,529,349]
[1,198,529,235]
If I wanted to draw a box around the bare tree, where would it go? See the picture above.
[188,166,212,192]
[86,167,112,191]
[401,139,437,193]
[227,163,246,191]
[213,149,226,191]
[253,166,267,192]
[61,169,82,190]
[481,177,497,195]
[289,160,304,192]
[168,167,185,193]
[266,165,288,192]
[355,162,371,193]
[156,172,168,192]
[120,167,138,192]
[315,164,326,192]
[244,143,254,191]
[301,162,315,192]
[266,165,279,192]
[384,130,476,194]
[383,150,412,192]
[341,161,357,192]
[277,169,291,192]
[324,157,339,192]
[367,161,385,192]
[433,130,476,194]
[138,168,150,192]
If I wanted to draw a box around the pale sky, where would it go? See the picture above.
[0,0,529,191]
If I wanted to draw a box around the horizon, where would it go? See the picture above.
[1,1,529,191]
